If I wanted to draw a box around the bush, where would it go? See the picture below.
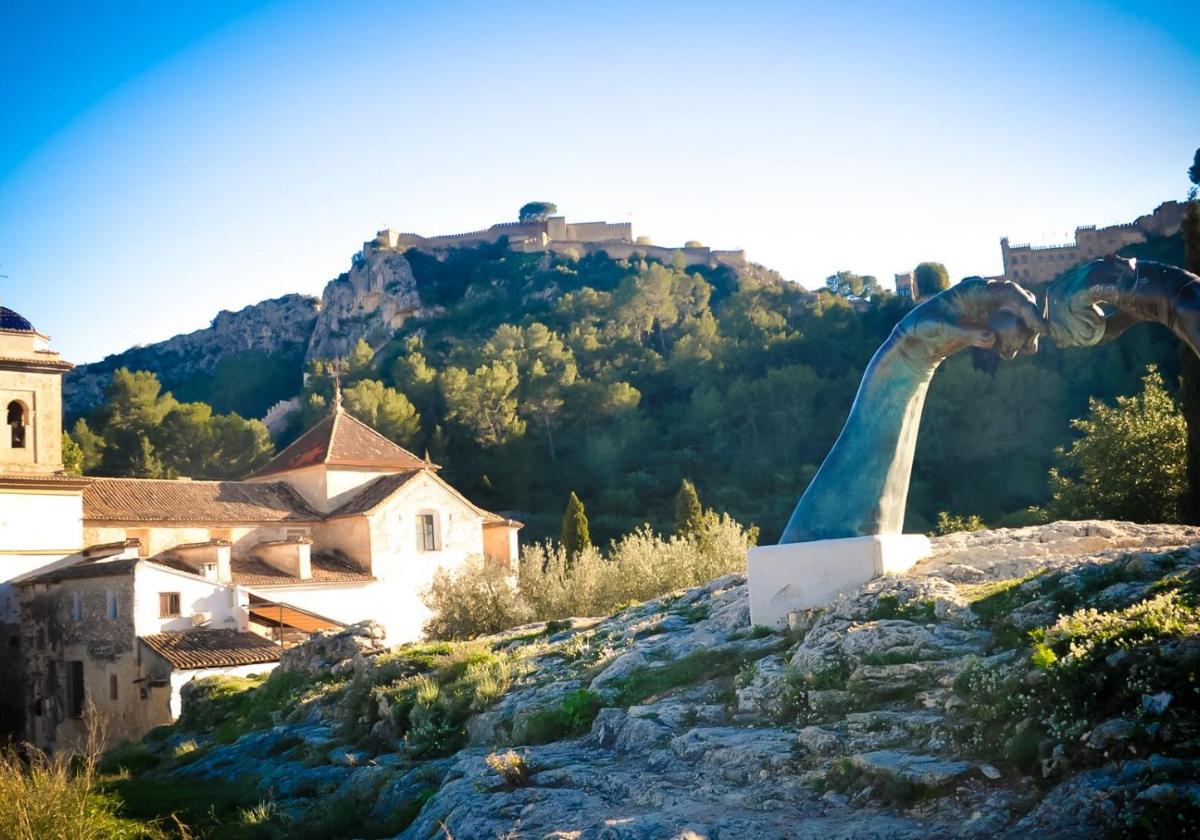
[423,515,757,640]
[1049,366,1187,523]
[422,556,532,640]
[934,511,986,535]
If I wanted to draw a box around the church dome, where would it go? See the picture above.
[0,306,34,332]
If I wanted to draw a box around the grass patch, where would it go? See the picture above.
[609,648,760,707]
[518,689,604,744]
[867,595,937,623]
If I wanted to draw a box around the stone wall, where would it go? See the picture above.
[20,571,138,751]
[1001,200,1186,286]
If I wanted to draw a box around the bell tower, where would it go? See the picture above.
[0,307,72,475]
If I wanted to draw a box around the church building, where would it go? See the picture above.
[0,305,521,750]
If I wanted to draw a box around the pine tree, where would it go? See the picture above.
[561,491,591,558]
[674,479,704,537]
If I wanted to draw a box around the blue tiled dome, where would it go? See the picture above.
[0,306,34,332]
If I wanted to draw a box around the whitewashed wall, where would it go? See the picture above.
[133,563,245,634]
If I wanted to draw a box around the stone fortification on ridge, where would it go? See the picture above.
[369,214,748,271]
[1000,200,1185,287]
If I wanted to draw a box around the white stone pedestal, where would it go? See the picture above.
[747,534,932,628]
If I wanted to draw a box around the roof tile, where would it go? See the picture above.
[230,552,375,587]
[83,478,320,523]
[251,408,429,477]
[140,630,282,669]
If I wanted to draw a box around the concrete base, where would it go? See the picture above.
[747,534,932,628]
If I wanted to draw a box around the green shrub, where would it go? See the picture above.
[423,516,757,640]
[934,511,987,535]
[867,594,937,623]
[519,689,604,744]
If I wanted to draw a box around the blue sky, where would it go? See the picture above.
[1,0,1198,364]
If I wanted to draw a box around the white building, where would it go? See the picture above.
[0,304,521,749]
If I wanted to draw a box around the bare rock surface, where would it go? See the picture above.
[141,521,1200,838]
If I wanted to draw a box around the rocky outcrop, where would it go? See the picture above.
[124,521,1200,838]
[64,246,432,417]
[305,251,425,362]
[65,293,319,415]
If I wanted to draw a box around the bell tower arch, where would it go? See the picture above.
[0,307,72,474]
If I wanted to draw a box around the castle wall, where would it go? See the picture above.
[565,221,632,242]
[1001,201,1186,286]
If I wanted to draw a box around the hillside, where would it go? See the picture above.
[65,232,1189,542]
[101,521,1200,838]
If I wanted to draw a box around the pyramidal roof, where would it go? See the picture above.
[251,406,432,478]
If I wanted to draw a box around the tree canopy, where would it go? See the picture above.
[518,202,558,223]
[825,270,883,301]
[70,367,274,479]
[1048,366,1186,523]
[913,262,950,297]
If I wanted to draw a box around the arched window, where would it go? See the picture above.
[6,401,26,449]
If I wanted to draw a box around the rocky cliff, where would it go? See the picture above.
[64,293,320,416]
[64,247,434,418]
[305,250,425,362]
[109,521,1200,838]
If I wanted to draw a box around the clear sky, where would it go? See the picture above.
[1,0,1198,364]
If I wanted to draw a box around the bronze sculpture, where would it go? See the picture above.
[1046,256,1200,354]
[779,278,1046,543]
[777,257,1200,547]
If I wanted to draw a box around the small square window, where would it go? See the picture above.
[159,592,181,618]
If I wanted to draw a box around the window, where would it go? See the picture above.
[416,513,439,551]
[109,673,118,701]
[71,592,82,622]
[6,401,26,449]
[200,563,218,581]
[106,590,119,620]
[158,592,181,618]
[67,661,84,718]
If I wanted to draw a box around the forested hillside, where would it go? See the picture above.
[70,234,1187,543]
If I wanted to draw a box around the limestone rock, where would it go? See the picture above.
[65,294,319,415]
[848,750,971,787]
[307,250,425,361]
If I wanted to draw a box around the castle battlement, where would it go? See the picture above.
[366,214,745,270]
[999,200,1185,286]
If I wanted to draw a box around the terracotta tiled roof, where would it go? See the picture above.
[140,630,282,669]
[230,552,375,587]
[83,478,320,523]
[250,407,431,478]
[326,471,423,518]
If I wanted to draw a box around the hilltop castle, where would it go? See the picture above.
[369,213,747,270]
[1000,200,1185,286]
